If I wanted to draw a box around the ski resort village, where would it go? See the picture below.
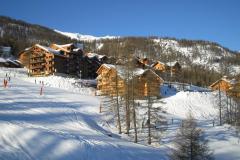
[0,1,240,159]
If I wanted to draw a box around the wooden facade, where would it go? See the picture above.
[209,77,233,92]
[66,49,84,75]
[166,61,181,73]
[152,61,181,74]
[152,61,166,72]
[227,81,240,98]
[96,64,164,98]
[19,44,106,78]
[96,64,126,96]
[50,43,75,57]
[19,44,67,76]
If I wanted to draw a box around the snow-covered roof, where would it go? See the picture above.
[99,64,162,81]
[0,57,7,63]
[101,64,116,69]
[151,61,165,67]
[221,76,237,85]
[73,48,82,52]
[166,61,179,67]
[55,43,73,48]
[24,47,31,51]
[14,60,21,64]
[210,76,236,88]
[35,44,62,56]
[51,44,71,52]
[87,53,106,60]
[6,59,19,66]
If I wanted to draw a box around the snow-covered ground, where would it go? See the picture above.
[0,67,240,160]
[158,85,240,160]
[0,68,168,160]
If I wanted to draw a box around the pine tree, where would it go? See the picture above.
[171,114,213,160]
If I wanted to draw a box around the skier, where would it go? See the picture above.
[40,82,44,95]
[3,79,5,88]
[4,79,8,88]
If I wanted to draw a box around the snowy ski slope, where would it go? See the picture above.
[0,68,167,160]
[0,68,240,160]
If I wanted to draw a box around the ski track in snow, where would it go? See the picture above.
[0,68,167,160]
[0,68,240,160]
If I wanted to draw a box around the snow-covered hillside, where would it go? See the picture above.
[55,29,240,75]
[54,29,116,42]
[0,67,240,160]
[153,38,240,75]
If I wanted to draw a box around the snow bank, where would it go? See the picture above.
[0,67,96,95]
[160,91,218,120]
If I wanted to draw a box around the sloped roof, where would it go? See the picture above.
[56,43,73,48]
[166,61,179,67]
[35,44,64,56]
[209,76,236,88]
[97,64,163,82]
[87,53,106,60]
[151,61,165,67]
[51,44,71,53]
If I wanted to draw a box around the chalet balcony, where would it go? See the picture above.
[31,71,45,76]
[30,54,45,58]
[30,59,45,64]
[30,64,45,69]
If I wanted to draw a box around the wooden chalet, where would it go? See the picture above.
[50,44,71,56]
[50,43,83,57]
[96,64,126,96]
[50,43,101,78]
[96,64,164,98]
[140,58,149,66]
[19,44,67,76]
[152,61,181,74]
[66,48,84,76]
[133,57,146,69]
[209,76,235,92]
[19,43,107,78]
[86,53,108,63]
[152,61,166,72]
[165,61,181,73]
[227,80,240,98]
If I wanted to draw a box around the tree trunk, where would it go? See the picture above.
[147,93,151,145]
[125,80,130,135]
[115,72,122,134]
[115,38,122,134]
[218,83,222,126]
[132,78,137,143]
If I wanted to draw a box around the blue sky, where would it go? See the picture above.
[0,0,239,51]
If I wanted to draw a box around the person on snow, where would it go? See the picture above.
[3,79,7,88]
